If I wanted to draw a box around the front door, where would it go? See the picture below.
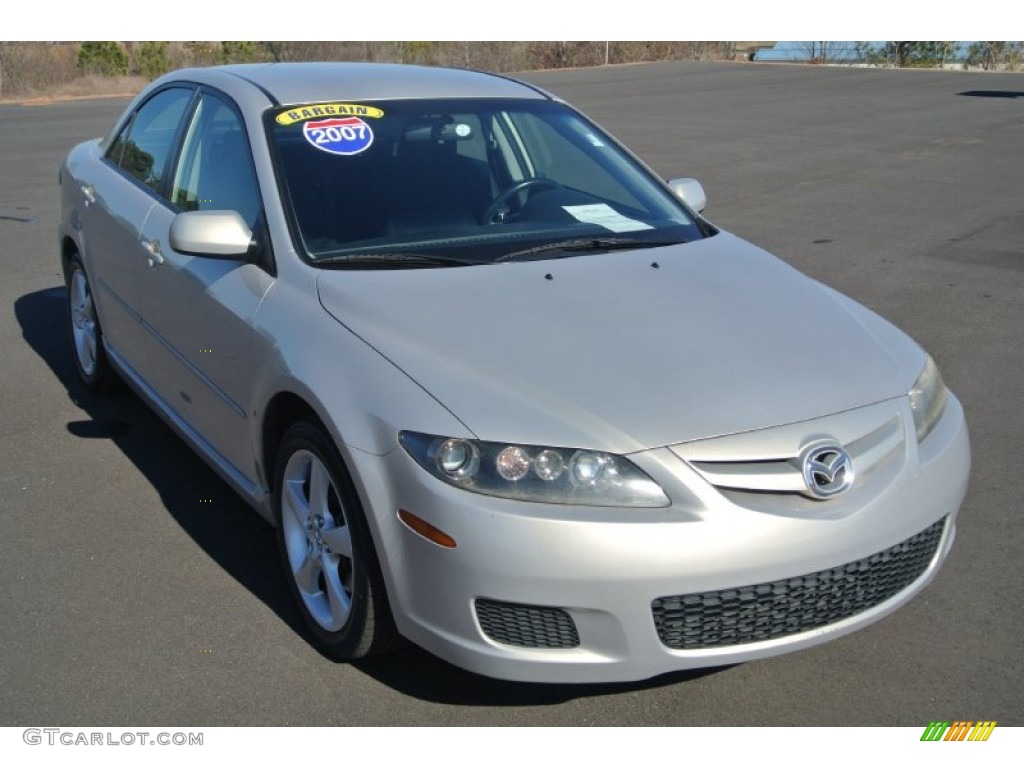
[137,90,274,485]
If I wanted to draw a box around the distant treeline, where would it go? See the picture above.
[5,41,1016,100]
[755,41,1022,69]
[0,41,743,98]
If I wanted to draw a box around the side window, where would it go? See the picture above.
[171,92,262,229]
[107,88,194,192]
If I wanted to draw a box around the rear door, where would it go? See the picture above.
[83,86,196,373]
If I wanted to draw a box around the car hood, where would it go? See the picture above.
[317,232,924,453]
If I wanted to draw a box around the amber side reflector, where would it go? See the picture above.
[397,509,457,549]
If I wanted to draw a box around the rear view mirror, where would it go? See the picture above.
[169,210,253,259]
[667,178,707,213]
[403,118,474,143]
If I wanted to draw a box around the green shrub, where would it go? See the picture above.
[77,41,129,76]
[221,41,261,64]
[136,41,171,78]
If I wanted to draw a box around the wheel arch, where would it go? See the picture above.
[60,235,80,281]
[262,389,402,655]
[261,390,325,498]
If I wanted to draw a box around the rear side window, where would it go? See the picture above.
[107,87,194,192]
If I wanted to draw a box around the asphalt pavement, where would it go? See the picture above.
[1,61,1021,725]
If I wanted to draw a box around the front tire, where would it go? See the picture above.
[273,421,396,659]
[66,254,114,391]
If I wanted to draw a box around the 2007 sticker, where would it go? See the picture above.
[303,117,374,156]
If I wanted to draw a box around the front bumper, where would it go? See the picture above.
[348,394,970,683]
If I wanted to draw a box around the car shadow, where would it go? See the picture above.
[16,284,731,706]
[354,646,729,705]
[15,285,302,633]
[957,90,1024,99]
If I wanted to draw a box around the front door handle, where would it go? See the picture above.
[141,237,164,267]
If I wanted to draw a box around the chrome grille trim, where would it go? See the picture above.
[673,403,904,497]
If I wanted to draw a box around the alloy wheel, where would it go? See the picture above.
[280,448,356,631]
[70,268,98,377]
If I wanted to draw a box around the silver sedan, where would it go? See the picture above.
[59,62,970,683]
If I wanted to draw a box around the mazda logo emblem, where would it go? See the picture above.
[801,443,854,499]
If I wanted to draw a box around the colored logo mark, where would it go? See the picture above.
[920,721,997,741]
[303,117,374,156]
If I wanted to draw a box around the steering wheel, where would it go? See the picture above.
[484,178,562,223]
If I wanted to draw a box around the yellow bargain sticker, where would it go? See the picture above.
[275,103,384,125]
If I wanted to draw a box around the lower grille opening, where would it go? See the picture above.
[652,518,946,650]
[476,599,580,649]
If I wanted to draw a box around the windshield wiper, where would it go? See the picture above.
[495,237,681,263]
[315,252,476,269]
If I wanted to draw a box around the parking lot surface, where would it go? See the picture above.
[1,61,1021,725]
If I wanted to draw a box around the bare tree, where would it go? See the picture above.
[794,41,854,64]
[967,41,1023,71]
[0,41,746,98]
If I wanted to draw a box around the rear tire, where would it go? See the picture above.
[66,254,115,392]
[273,421,397,659]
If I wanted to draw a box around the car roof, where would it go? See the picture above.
[191,62,551,105]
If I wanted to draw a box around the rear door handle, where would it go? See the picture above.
[141,237,164,266]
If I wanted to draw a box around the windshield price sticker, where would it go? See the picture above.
[562,204,653,233]
[276,103,384,125]
[303,117,375,156]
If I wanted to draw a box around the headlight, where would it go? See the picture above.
[909,355,948,443]
[399,432,670,508]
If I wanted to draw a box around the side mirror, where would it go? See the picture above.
[169,210,253,259]
[667,178,707,214]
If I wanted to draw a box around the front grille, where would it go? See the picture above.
[671,401,905,506]
[652,518,946,650]
[476,599,580,649]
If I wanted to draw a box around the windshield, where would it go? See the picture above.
[269,98,710,266]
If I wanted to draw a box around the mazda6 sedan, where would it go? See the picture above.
[59,62,970,683]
